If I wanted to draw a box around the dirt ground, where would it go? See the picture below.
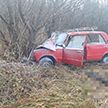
[0,60,108,108]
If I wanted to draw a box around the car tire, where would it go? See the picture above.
[102,55,108,63]
[39,57,54,67]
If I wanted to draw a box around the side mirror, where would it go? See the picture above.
[56,44,65,48]
[62,44,66,48]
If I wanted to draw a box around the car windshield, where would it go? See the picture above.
[55,33,67,45]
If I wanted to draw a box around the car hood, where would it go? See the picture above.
[37,37,56,51]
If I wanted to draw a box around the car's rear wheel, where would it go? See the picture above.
[39,57,54,67]
[102,55,108,63]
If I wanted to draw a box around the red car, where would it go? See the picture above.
[31,28,108,66]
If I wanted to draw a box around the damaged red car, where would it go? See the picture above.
[31,28,108,67]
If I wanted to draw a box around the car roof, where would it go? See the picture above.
[67,31,105,36]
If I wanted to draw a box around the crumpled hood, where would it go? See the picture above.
[37,35,56,51]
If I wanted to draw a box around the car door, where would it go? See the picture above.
[86,33,107,61]
[63,35,86,66]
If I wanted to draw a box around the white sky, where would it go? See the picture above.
[98,0,108,4]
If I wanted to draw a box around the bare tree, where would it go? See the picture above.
[1,0,108,60]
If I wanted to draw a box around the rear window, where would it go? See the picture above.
[87,34,105,44]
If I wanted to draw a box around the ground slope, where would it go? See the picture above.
[0,61,108,108]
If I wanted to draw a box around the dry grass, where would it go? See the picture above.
[0,61,108,108]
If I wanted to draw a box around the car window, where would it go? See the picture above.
[87,34,105,45]
[56,33,67,45]
[66,35,85,49]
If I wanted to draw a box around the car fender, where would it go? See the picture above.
[102,52,108,60]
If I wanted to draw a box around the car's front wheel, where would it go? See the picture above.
[39,57,54,67]
[102,55,108,63]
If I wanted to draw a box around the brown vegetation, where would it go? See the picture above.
[0,0,108,108]
[0,61,108,108]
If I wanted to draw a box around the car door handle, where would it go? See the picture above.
[76,50,82,53]
[103,46,108,48]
